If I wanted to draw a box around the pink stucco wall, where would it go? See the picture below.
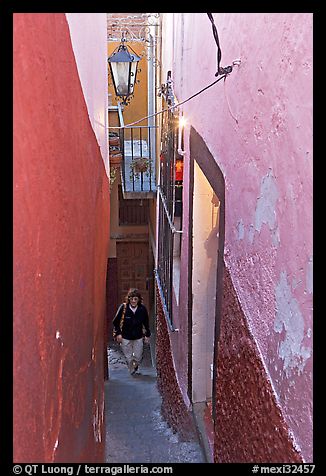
[13,14,110,462]
[66,13,109,176]
[162,13,313,461]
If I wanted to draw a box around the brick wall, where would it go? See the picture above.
[107,13,148,40]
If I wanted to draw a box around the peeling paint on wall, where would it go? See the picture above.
[254,170,280,247]
[274,271,311,377]
[53,438,59,458]
[271,227,280,248]
[237,219,245,240]
[55,330,64,347]
[93,398,104,443]
[248,224,255,244]
[215,266,304,463]
[162,11,312,463]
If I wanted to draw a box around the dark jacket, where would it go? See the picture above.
[113,303,151,340]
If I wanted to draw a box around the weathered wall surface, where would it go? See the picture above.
[215,267,303,463]
[161,13,313,462]
[13,13,110,462]
[155,287,197,441]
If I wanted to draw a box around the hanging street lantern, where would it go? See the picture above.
[108,38,141,106]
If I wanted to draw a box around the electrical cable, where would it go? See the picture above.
[207,12,233,76]
[108,14,237,130]
[223,76,239,124]
[109,74,227,129]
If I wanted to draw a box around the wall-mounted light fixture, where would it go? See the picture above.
[108,38,141,106]
[178,112,187,154]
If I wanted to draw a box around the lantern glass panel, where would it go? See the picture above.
[129,61,138,93]
[110,62,131,96]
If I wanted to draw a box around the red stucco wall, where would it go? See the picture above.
[214,266,302,463]
[155,286,197,441]
[106,257,119,342]
[13,14,110,462]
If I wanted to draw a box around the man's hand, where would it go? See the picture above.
[116,335,123,344]
[143,336,150,344]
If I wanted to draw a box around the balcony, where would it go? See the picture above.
[119,125,157,199]
[108,100,157,199]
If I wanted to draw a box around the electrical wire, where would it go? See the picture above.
[223,76,239,124]
[108,14,237,130]
[109,74,227,129]
[207,12,233,76]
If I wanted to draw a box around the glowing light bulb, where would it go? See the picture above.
[179,116,187,129]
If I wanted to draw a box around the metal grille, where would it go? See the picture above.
[120,125,157,194]
[156,76,183,328]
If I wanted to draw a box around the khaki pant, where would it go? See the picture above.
[121,338,143,366]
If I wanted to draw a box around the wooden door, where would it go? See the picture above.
[116,241,150,310]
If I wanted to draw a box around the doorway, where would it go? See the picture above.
[192,162,220,403]
[189,126,226,438]
[116,241,150,310]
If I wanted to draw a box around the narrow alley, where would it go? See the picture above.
[13,12,313,468]
[104,342,205,463]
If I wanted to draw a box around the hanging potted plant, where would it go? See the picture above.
[130,157,152,180]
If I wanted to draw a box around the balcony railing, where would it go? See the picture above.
[119,125,157,198]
